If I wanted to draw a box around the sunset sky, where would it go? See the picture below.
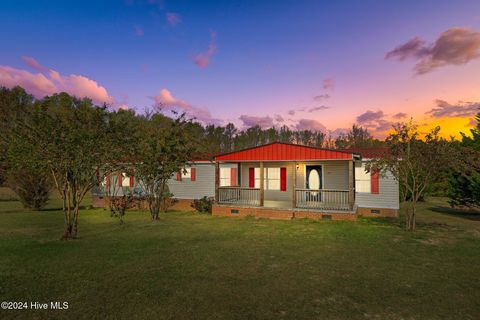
[1,0,480,138]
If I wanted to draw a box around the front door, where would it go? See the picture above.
[306,165,322,201]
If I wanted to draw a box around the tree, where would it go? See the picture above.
[6,168,51,210]
[8,92,125,239]
[447,112,480,208]
[134,113,197,220]
[367,122,453,231]
[0,86,35,185]
[0,87,52,209]
[335,125,384,148]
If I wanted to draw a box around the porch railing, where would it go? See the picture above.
[295,188,350,211]
[218,186,261,206]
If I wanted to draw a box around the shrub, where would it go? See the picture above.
[448,171,480,209]
[7,169,51,210]
[192,196,214,213]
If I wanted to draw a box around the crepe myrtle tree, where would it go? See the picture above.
[366,121,453,231]
[134,112,197,220]
[7,92,131,239]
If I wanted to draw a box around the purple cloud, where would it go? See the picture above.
[313,94,330,101]
[295,119,327,132]
[193,30,217,69]
[392,112,407,119]
[385,37,427,61]
[356,110,395,135]
[322,77,335,90]
[386,27,480,74]
[238,115,274,129]
[426,99,480,118]
[152,88,222,125]
[274,114,285,122]
[287,109,295,116]
[356,110,384,124]
[21,56,49,72]
[330,127,349,138]
[307,106,329,113]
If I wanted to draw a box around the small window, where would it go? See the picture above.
[121,173,130,187]
[355,164,371,193]
[182,168,191,179]
[220,167,231,187]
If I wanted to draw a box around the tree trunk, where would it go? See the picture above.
[411,205,416,231]
[148,197,158,220]
[62,187,73,239]
[405,208,410,231]
[72,203,79,238]
[61,189,71,240]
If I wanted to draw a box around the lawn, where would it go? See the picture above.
[0,194,479,319]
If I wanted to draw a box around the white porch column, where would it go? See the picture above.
[348,160,354,210]
[292,161,297,208]
[215,161,220,203]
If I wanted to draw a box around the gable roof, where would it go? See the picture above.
[215,142,357,162]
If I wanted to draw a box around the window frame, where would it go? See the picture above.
[254,167,281,191]
[220,167,231,187]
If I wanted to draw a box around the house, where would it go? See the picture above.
[212,143,399,220]
[92,142,399,220]
[91,160,215,211]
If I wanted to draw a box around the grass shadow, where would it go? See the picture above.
[429,206,480,221]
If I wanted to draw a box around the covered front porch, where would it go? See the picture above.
[213,143,360,217]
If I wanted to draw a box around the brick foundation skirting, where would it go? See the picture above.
[357,207,398,217]
[212,205,357,221]
[91,196,195,211]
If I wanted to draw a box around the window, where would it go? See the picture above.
[182,168,191,179]
[355,164,371,193]
[220,167,231,187]
[267,167,280,190]
[121,173,131,187]
[254,167,281,190]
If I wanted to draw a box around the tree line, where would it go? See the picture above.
[0,86,479,235]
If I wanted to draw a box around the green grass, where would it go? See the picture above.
[0,194,479,319]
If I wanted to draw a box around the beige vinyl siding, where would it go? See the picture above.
[355,160,400,209]
[296,161,349,190]
[239,161,349,202]
[239,162,294,201]
[167,163,215,199]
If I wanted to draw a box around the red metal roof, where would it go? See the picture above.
[339,147,390,159]
[215,142,355,162]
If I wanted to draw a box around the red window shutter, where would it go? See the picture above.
[191,168,196,181]
[106,174,111,187]
[371,169,379,194]
[118,173,123,187]
[95,170,100,183]
[249,168,255,188]
[129,175,134,187]
[176,172,182,181]
[230,168,237,186]
[280,167,287,192]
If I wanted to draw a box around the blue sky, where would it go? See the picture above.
[1,0,480,137]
